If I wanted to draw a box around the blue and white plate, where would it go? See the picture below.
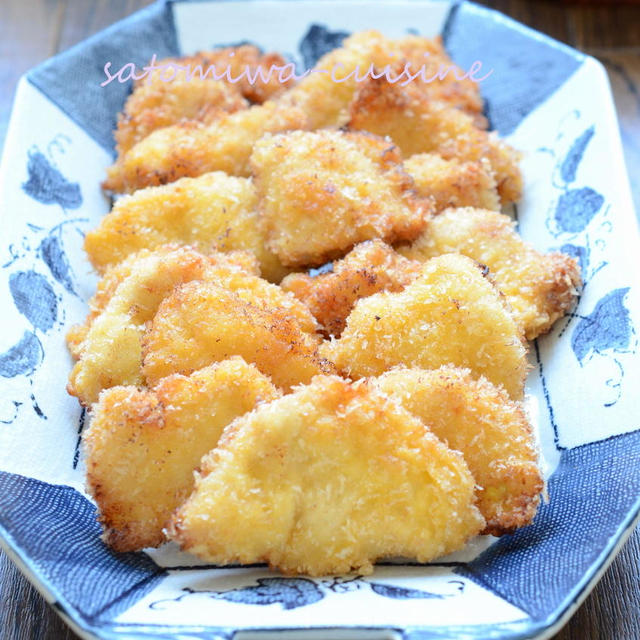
[1,1,639,638]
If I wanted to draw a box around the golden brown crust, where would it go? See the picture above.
[321,253,528,400]
[250,130,431,267]
[138,48,295,104]
[85,358,281,551]
[67,246,319,406]
[86,172,288,282]
[347,75,522,205]
[399,207,582,339]
[142,280,333,392]
[281,240,422,337]
[404,153,500,212]
[280,30,485,130]
[115,77,248,156]
[168,375,484,575]
[103,101,309,193]
[373,365,543,535]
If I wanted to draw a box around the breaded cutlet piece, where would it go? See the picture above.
[86,358,281,552]
[137,47,295,104]
[399,208,582,339]
[115,78,247,156]
[404,154,500,212]
[67,246,319,406]
[250,130,430,267]
[168,375,484,575]
[65,246,257,361]
[281,240,422,337]
[373,366,543,535]
[86,172,288,282]
[321,254,528,399]
[103,101,309,193]
[347,76,522,205]
[281,30,484,129]
[143,280,334,392]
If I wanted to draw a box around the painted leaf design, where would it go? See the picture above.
[211,577,324,610]
[369,582,445,600]
[299,24,350,69]
[554,187,604,233]
[40,234,76,294]
[572,288,632,363]
[9,271,58,332]
[22,149,82,209]
[560,243,589,275]
[0,331,42,378]
[560,126,595,184]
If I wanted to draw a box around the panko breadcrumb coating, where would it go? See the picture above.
[103,101,309,193]
[373,366,543,535]
[86,358,281,552]
[138,47,296,104]
[404,154,500,212]
[347,76,522,205]
[85,172,288,282]
[281,240,422,337]
[66,246,257,361]
[143,280,333,391]
[168,375,484,575]
[250,130,430,267]
[68,246,318,406]
[282,31,484,129]
[321,253,528,399]
[399,207,582,339]
[115,78,247,156]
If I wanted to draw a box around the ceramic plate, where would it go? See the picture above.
[1,1,639,639]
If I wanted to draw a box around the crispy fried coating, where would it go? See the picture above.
[250,130,430,267]
[404,154,500,212]
[282,31,484,129]
[115,78,247,156]
[168,375,484,575]
[347,76,522,205]
[321,254,528,399]
[143,280,333,391]
[68,246,318,406]
[65,246,256,362]
[281,240,422,337]
[373,366,543,535]
[399,208,582,339]
[103,101,309,193]
[138,47,295,104]
[86,172,287,282]
[86,357,281,552]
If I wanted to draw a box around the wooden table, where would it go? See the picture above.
[0,1,638,638]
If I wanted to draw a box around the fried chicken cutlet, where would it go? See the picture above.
[115,77,247,156]
[142,280,333,391]
[373,366,543,535]
[86,357,281,551]
[281,240,422,337]
[347,76,522,205]
[103,100,309,193]
[68,246,319,406]
[137,47,295,104]
[399,207,582,339]
[250,130,430,267]
[404,154,500,212]
[281,30,485,129]
[115,46,295,156]
[321,254,528,399]
[168,375,484,575]
[85,171,288,282]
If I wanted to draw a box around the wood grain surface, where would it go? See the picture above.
[0,1,638,638]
